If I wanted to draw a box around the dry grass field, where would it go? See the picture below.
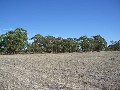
[0,51,120,90]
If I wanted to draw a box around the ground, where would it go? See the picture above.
[0,51,120,90]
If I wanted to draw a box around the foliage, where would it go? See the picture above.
[78,36,94,52]
[1,27,119,54]
[0,28,28,54]
[107,40,120,51]
[92,35,107,51]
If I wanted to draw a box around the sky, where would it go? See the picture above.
[0,0,120,45]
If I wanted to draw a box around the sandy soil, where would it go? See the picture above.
[0,51,120,90]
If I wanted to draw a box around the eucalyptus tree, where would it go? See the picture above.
[0,28,28,54]
[66,38,78,53]
[0,31,17,54]
[0,34,5,53]
[31,34,45,53]
[5,30,16,53]
[78,36,89,52]
[108,40,120,51]
[54,37,63,53]
[14,28,28,52]
[93,35,107,51]
[113,40,120,51]
[44,35,56,53]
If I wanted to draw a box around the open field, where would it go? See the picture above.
[0,51,120,90]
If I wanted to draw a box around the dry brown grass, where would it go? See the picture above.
[0,51,120,90]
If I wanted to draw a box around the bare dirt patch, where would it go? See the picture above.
[0,51,120,90]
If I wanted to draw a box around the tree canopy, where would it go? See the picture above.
[0,28,119,54]
[0,28,28,54]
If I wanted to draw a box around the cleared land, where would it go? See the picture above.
[0,51,120,90]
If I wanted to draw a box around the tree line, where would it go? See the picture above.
[0,28,119,54]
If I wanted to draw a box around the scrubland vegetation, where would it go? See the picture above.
[0,28,120,54]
